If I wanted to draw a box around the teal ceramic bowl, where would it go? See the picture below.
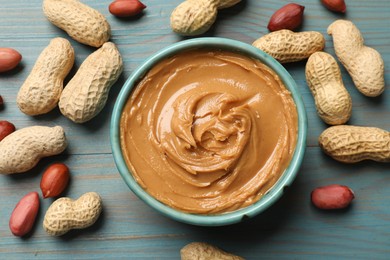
[110,37,307,226]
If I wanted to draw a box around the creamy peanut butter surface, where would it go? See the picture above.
[120,49,298,214]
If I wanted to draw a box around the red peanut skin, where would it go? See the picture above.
[321,0,346,13]
[9,192,40,237]
[40,163,70,198]
[109,0,146,17]
[0,120,16,142]
[311,184,355,210]
[267,3,305,32]
[0,48,22,73]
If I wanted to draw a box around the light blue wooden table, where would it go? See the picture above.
[1,0,390,259]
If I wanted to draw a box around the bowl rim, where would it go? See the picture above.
[110,37,307,226]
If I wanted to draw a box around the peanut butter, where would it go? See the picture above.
[120,49,298,214]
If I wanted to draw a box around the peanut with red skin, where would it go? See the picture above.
[17,38,74,116]
[0,48,22,73]
[267,3,305,32]
[321,0,346,13]
[40,163,70,198]
[0,120,16,142]
[109,0,146,17]
[311,184,354,210]
[9,192,40,237]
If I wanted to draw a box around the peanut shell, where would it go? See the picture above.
[170,0,218,36]
[319,125,390,163]
[252,30,325,63]
[328,20,385,97]
[305,51,352,125]
[0,126,67,174]
[43,192,102,236]
[59,42,123,123]
[43,0,111,47]
[17,38,74,116]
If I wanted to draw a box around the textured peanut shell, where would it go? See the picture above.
[0,126,67,174]
[17,38,74,116]
[43,0,111,47]
[252,30,325,63]
[170,0,218,36]
[305,51,352,125]
[327,20,385,97]
[217,0,241,9]
[59,42,123,123]
[319,125,390,163]
[43,192,102,236]
[181,242,244,260]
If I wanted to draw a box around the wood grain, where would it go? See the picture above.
[1,0,390,259]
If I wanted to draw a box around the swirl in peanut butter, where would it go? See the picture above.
[120,49,298,214]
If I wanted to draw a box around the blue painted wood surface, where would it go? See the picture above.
[1,0,390,259]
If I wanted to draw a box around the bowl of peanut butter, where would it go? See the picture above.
[111,37,307,226]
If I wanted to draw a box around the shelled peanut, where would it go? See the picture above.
[0,120,16,141]
[40,163,70,198]
[252,30,325,63]
[43,192,102,236]
[0,126,67,174]
[328,20,385,97]
[59,42,123,123]
[109,0,146,17]
[43,0,111,47]
[170,0,241,36]
[267,3,305,32]
[319,125,390,163]
[311,184,354,210]
[17,38,74,116]
[9,192,40,237]
[321,0,346,13]
[305,51,352,125]
[0,48,22,73]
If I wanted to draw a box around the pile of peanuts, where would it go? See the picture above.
[0,1,387,255]
[0,0,135,238]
